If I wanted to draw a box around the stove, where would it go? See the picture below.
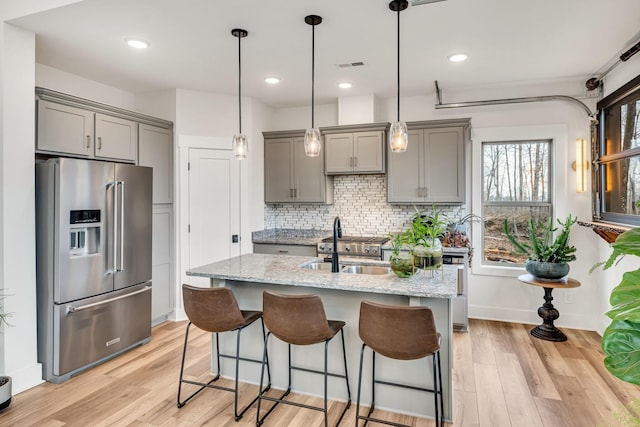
[317,236,390,260]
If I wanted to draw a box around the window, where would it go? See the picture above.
[597,74,640,226]
[482,140,552,264]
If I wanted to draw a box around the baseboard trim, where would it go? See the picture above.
[9,362,43,395]
[468,305,597,331]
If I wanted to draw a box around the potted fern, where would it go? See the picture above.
[0,293,11,411]
[503,214,577,280]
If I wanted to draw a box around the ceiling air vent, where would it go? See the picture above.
[412,0,447,5]
[337,62,365,68]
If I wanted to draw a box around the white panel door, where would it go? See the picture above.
[188,148,240,286]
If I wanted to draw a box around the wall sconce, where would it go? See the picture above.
[572,138,589,192]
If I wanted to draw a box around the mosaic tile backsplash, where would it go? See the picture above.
[264,174,467,236]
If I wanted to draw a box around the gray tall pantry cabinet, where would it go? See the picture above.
[35,87,175,324]
[263,130,333,204]
[387,119,470,204]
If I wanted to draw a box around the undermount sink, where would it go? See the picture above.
[299,261,334,271]
[341,265,392,275]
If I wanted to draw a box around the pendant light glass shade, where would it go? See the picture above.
[304,15,322,157]
[389,121,408,153]
[304,128,322,157]
[389,0,408,153]
[232,133,248,159]
[231,28,248,160]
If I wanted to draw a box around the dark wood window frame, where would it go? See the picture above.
[595,73,640,227]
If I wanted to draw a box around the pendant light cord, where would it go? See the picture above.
[396,6,400,122]
[311,23,315,129]
[238,34,242,133]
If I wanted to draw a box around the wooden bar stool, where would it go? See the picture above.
[177,284,271,421]
[356,301,444,427]
[256,290,351,427]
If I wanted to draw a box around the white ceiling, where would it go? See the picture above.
[9,0,640,108]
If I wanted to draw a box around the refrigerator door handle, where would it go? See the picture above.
[66,285,151,314]
[119,181,125,272]
[112,180,119,273]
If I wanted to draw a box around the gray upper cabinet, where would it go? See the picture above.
[139,124,173,204]
[37,100,94,157]
[95,113,137,162]
[264,131,333,204]
[37,101,137,162]
[387,119,469,204]
[36,88,172,165]
[322,123,387,174]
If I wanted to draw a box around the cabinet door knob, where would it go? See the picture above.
[97,136,102,150]
[86,135,91,148]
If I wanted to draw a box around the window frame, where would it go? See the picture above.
[596,73,640,226]
[481,139,553,266]
[471,124,564,278]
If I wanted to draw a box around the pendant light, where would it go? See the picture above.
[389,0,408,153]
[304,15,322,157]
[231,28,248,160]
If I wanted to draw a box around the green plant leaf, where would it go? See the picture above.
[602,320,640,386]
[610,270,640,308]
[612,228,640,258]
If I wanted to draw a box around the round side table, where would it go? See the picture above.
[517,274,581,342]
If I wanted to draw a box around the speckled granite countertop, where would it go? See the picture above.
[187,253,457,299]
[252,229,331,246]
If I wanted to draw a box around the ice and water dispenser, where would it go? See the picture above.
[69,210,100,257]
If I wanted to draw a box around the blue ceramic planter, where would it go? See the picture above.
[525,260,570,281]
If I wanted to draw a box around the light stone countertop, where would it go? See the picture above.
[187,253,458,299]
[251,229,331,246]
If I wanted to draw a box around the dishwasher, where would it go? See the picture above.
[443,253,468,332]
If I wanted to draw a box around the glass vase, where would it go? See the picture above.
[413,239,443,270]
[389,252,415,278]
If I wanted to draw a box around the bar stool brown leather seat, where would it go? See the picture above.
[177,284,271,421]
[356,301,444,427]
[256,290,351,427]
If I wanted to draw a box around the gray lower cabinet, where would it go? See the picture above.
[253,243,317,257]
[264,131,333,204]
[324,131,385,174]
[387,119,469,204]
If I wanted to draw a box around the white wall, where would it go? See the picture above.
[268,102,337,131]
[0,22,42,394]
[36,63,136,110]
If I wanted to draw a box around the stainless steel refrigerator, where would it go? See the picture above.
[36,157,152,383]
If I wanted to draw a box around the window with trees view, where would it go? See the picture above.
[597,74,640,226]
[482,140,552,264]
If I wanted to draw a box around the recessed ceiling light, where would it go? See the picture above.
[125,38,150,49]
[447,53,468,62]
[265,77,281,85]
[338,82,352,89]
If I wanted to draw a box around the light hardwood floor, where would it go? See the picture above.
[1,319,638,426]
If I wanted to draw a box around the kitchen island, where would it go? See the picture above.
[187,253,457,422]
